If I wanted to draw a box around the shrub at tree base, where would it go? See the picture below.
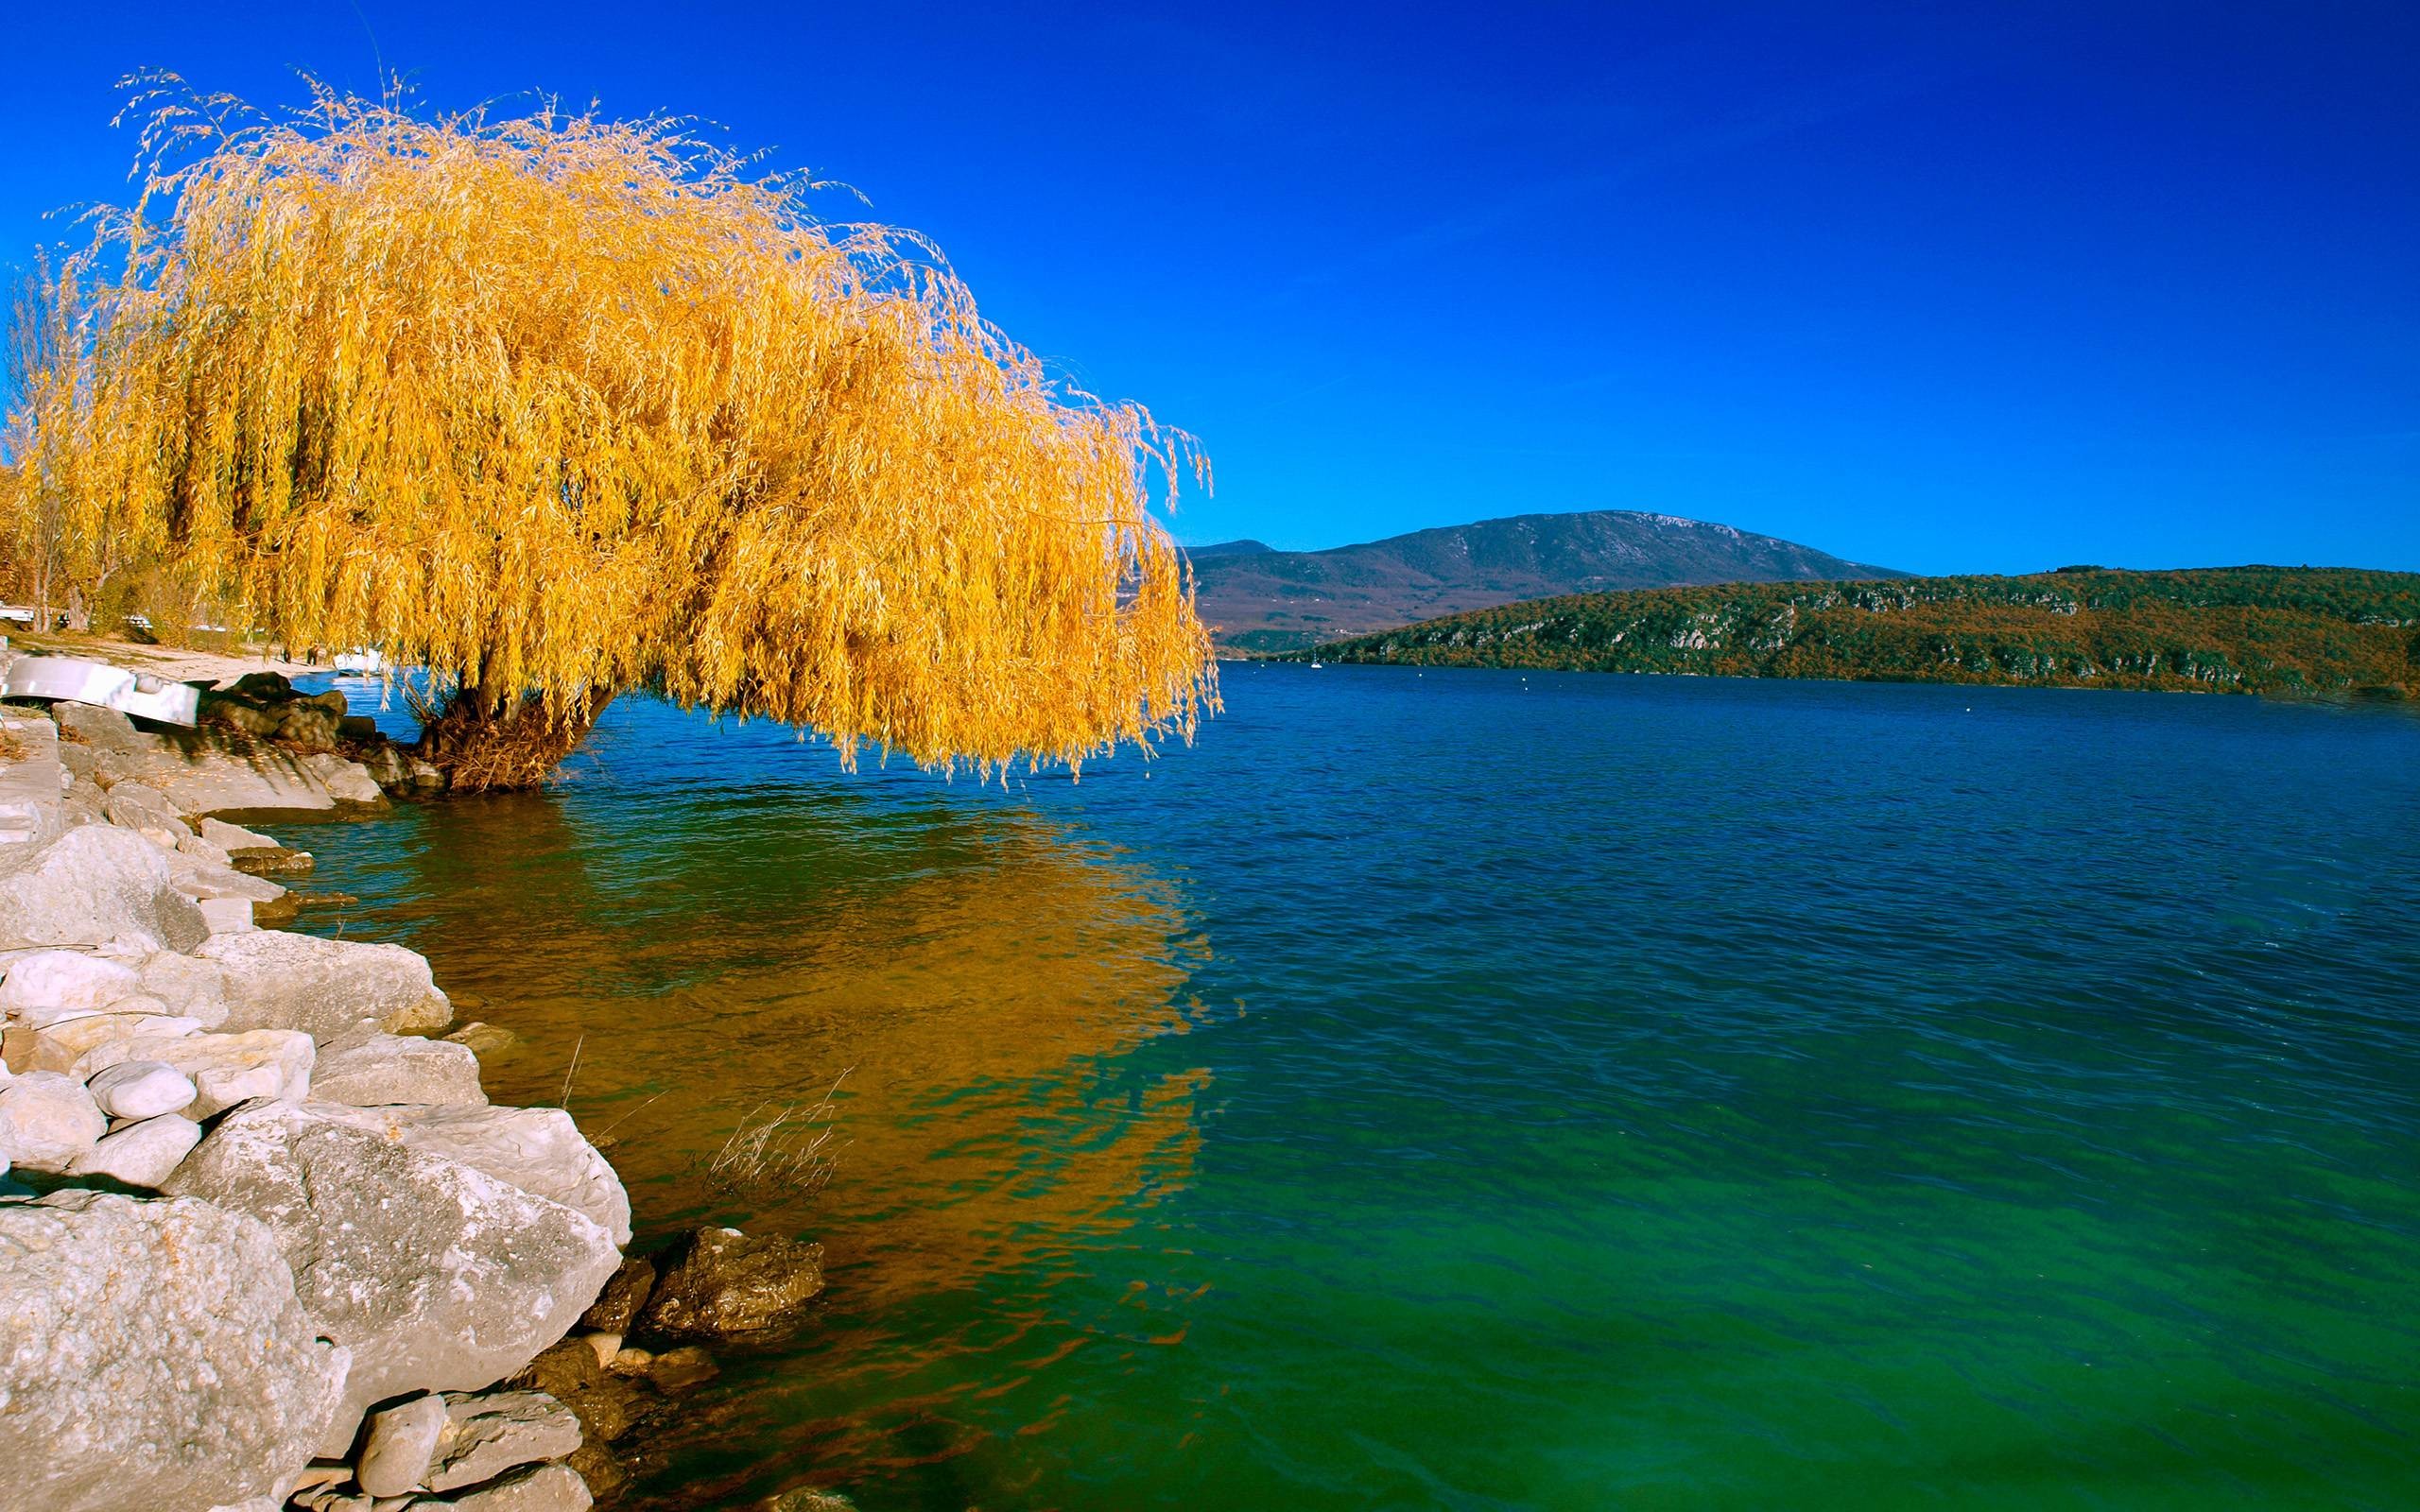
[1,77,1215,786]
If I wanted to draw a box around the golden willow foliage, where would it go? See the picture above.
[0,77,1216,783]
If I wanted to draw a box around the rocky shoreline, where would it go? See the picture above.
[0,674,831,1512]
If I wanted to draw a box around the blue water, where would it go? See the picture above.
[294,666,2420,1510]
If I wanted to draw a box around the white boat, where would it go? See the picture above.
[0,655,200,726]
[333,648,387,674]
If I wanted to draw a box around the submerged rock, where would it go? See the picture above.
[579,1255,658,1333]
[0,1190,348,1512]
[633,1226,825,1343]
[161,1101,622,1445]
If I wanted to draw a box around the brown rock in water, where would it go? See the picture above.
[637,1347,717,1394]
[508,1339,654,1445]
[579,1257,657,1333]
[227,845,316,877]
[562,1442,629,1504]
[633,1227,824,1343]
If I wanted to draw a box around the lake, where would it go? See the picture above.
[294,664,2420,1510]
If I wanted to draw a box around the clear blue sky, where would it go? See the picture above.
[4,2,2413,576]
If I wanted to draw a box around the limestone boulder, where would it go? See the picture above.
[51,700,144,750]
[311,1031,488,1108]
[0,949,147,1026]
[201,816,278,850]
[426,1391,584,1492]
[356,1393,449,1498]
[103,780,186,846]
[0,1070,105,1172]
[632,1226,824,1343]
[8,1007,200,1074]
[425,1463,592,1512]
[135,948,233,1026]
[0,825,211,952]
[307,1103,628,1246]
[161,1102,622,1444]
[80,1028,314,1116]
[0,1189,349,1512]
[172,857,289,904]
[86,1057,199,1118]
[198,930,453,1039]
[67,1111,202,1186]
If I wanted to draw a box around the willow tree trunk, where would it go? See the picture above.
[412,686,612,792]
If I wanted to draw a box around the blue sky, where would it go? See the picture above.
[3,2,2412,576]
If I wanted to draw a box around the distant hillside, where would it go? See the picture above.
[1289,567,2420,699]
[1190,539,1275,558]
[1192,510,1906,652]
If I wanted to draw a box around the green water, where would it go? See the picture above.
[299,667,2420,1509]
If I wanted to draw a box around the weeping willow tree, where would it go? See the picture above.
[0,77,1215,787]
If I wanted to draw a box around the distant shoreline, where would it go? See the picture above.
[1264,565,2420,702]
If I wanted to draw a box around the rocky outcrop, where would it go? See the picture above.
[0,1190,349,1512]
[0,694,634,1512]
[198,931,453,1039]
[161,1101,622,1442]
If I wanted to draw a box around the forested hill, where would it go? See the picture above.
[1286,567,2420,699]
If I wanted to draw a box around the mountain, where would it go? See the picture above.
[1288,566,2420,700]
[1189,510,1908,651]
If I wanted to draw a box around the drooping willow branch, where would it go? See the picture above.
[1,74,1217,784]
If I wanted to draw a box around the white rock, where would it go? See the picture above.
[425,1391,583,1492]
[199,931,453,1039]
[427,1463,592,1512]
[199,897,257,934]
[356,1393,448,1498]
[137,949,232,1026]
[172,857,287,904]
[11,1007,199,1074]
[0,824,212,952]
[86,1058,199,1118]
[0,1070,106,1172]
[67,1110,201,1186]
[177,830,235,868]
[80,1029,314,1117]
[0,1189,348,1512]
[201,816,279,850]
[311,1032,489,1108]
[307,1103,631,1246]
[304,751,389,806]
[0,949,147,1026]
[161,1102,621,1448]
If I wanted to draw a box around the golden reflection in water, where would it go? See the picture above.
[362,785,1210,1304]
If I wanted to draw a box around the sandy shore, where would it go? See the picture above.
[3,631,334,686]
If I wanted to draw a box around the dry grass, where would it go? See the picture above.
[708,1070,852,1199]
[3,75,1216,785]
